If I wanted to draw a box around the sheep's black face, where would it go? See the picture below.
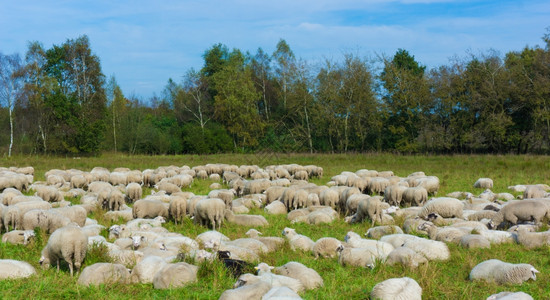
[217,251,231,259]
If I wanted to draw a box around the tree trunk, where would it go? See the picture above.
[304,104,313,153]
[8,104,13,157]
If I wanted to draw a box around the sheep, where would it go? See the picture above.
[370,277,422,300]
[273,261,323,290]
[243,179,271,195]
[477,229,517,245]
[168,194,187,225]
[417,221,470,244]
[35,185,64,202]
[320,188,340,209]
[77,263,130,286]
[194,198,226,230]
[264,201,287,215]
[401,186,428,207]
[385,246,428,269]
[514,226,550,249]
[336,245,376,268]
[195,230,230,246]
[4,200,52,230]
[469,259,539,285]
[219,280,272,300]
[132,199,169,219]
[226,238,269,255]
[523,185,547,199]
[264,186,285,205]
[2,229,35,245]
[215,250,254,278]
[489,199,550,229]
[109,248,144,268]
[365,226,404,239]
[0,259,36,280]
[344,231,394,260]
[282,227,314,252]
[474,178,494,189]
[224,209,268,227]
[130,255,167,284]
[126,216,166,229]
[245,229,285,252]
[418,197,464,219]
[22,209,71,233]
[70,174,88,190]
[53,205,87,227]
[312,237,342,259]
[152,262,199,289]
[209,189,236,207]
[383,184,407,206]
[486,291,534,300]
[379,234,419,249]
[125,182,142,203]
[240,266,304,294]
[104,209,134,222]
[402,237,450,261]
[415,176,440,195]
[39,224,88,276]
[262,286,302,299]
[368,177,390,195]
[459,234,491,249]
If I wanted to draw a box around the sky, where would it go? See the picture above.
[1,0,549,99]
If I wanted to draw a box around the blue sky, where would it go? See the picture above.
[1,0,549,99]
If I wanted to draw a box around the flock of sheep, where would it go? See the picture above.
[0,163,548,299]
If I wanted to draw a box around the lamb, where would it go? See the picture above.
[312,237,342,259]
[401,237,450,261]
[219,280,272,300]
[0,259,36,280]
[2,229,35,245]
[130,255,167,283]
[486,291,534,300]
[418,197,464,219]
[385,246,428,268]
[273,261,323,290]
[132,199,169,219]
[224,209,268,227]
[39,224,88,276]
[469,259,539,285]
[336,245,376,268]
[365,226,404,239]
[370,277,422,300]
[282,227,314,252]
[168,194,187,225]
[152,262,199,289]
[194,198,226,230]
[489,199,550,229]
[474,178,494,189]
[125,182,142,203]
[77,263,130,286]
[245,229,285,252]
[515,226,550,249]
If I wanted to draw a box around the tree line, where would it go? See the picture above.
[1,32,549,156]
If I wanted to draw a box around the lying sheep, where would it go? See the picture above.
[385,246,428,269]
[459,234,491,249]
[152,262,198,289]
[264,201,287,215]
[486,291,534,300]
[245,229,285,252]
[236,270,304,294]
[224,209,268,227]
[515,226,550,249]
[77,263,130,286]
[344,231,394,260]
[130,255,167,284]
[523,185,547,199]
[365,226,404,239]
[336,245,376,268]
[0,259,36,280]
[219,279,272,300]
[370,277,422,300]
[312,237,342,259]
[402,237,450,261]
[2,230,35,245]
[273,261,323,290]
[282,227,314,252]
[40,225,88,276]
[469,259,538,285]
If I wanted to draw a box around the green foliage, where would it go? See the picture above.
[181,122,233,154]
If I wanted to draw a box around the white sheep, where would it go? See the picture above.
[2,229,35,245]
[490,200,550,229]
[418,197,464,219]
[401,237,450,261]
[459,234,491,249]
[474,178,494,189]
[486,291,534,300]
[125,182,142,203]
[365,226,404,239]
[224,209,268,227]
[237,269,304,294]
[469,259,538,284]
[77,263,130,286]
[0,259,36,280]
[273,261,323,290]
[417,221,470,244]
[168,194,187,225]
[132,199,169,219]
[194,198,225,230]
[130,255,167,283]
[282,227,314,252]
[245,229,285,252]
[264,200,288,215]
[312,237,342,259]
[152,262,199,289]
[515,226,550,249]
[40,224,88,276]
[195,230,230,246]
[370,277,422,300]
[35,185,64,202]
[336,245,376,268]
[219,280,272,300]
[344,231,394,260]
[379,234,419,249]
[401,186,428,207]
[385,246,428,269]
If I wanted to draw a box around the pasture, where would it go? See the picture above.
[0,153,549,299]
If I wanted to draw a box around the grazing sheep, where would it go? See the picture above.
[368,177,390,195]
[366,226,404,239]
[194,198,226,230]
[459,234,491,249]
[245,229,285,252]
[474,178,494,189]
[385,246,428,269]
[469,259,539,285]
[273,261,323,290]
[282,227,314,252]
[490,200,550,229]
[2,229,35,245]
[415,176,440,195]
[168,195,187,225]
[0,259,36,280]
[224,210,268,227]
[132,199,169,219]
[264,186,285,205]
[40,225,88,276]
[320,188,340,209]
[53,205,87,227]
[77,263,130,286]
[336,245,376,268]
[4,200,52,230]
[22,209,71,233]
[370,277,422,300]
[418,197,464,219]
[35,186,64,202]
[152,262,199,289]
[125,182,142,203]
[130,255,167,284]
[219,280,272,300]
[402,186,428,207]
[383,184,407,207]
[312,237,342,259]
[515,226,550,249]
[486,291,534,300]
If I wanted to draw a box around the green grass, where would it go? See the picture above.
[1,153,550,299]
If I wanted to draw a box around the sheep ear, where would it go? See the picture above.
[269,266,274,270]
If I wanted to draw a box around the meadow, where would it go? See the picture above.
[0,153,549,299]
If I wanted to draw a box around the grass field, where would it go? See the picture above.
[1,153,549,299]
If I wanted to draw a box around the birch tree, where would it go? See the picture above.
[0,52,24,156]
